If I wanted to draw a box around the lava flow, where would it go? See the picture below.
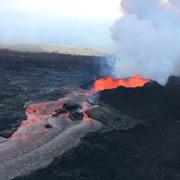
[92,75,150,93]
[0,92,101,180]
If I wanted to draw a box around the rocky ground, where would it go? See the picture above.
[0,50,104,137]
[16,79,180,180]
[1,50,180,180]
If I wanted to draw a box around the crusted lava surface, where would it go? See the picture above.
[16,79,180,180]
[1,50,180,180]
[0,50,104,137]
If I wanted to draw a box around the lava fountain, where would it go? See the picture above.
[92,75,150,93]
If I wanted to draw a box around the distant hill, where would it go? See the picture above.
[0,44,107,57]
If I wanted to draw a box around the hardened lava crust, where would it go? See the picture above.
[1,50,180,180]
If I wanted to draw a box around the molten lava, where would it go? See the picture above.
[92,76,150,93]
[83,113,90,121]
[82,102,91,121]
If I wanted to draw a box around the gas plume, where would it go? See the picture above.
[111,0,180,85]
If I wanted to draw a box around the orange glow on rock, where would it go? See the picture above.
[82,102,91,121]
[92,75,150,93]
[83,112,90,121]
[20,120,30,126]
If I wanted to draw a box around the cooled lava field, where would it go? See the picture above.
[1,50,180,180]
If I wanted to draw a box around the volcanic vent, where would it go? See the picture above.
[81,75,151,129]
[92,75,150,93]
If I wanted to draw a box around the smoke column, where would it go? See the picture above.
[111,0,180,84]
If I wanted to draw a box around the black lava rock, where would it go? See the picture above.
[62,102,82,112]
[70,112,84,121]
[97,81,180,128]
[86,106,111,124]
[16,80,180,180]
[44,124,53,129]
[5,49,180,180]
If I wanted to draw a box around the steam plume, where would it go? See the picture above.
[111,0,180,84]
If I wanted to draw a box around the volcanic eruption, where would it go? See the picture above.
[110,0,180,85]
[2,0,180,179]
[92,75,150,93]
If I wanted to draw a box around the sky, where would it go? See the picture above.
[0,0,122,51]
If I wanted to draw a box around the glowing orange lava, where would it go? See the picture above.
[82,102,91,121]
[92,76,150,93]
[83,112,90,121]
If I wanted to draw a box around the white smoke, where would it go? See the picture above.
[111,0,180,84]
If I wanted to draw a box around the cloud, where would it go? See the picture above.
[110,0,180,84]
